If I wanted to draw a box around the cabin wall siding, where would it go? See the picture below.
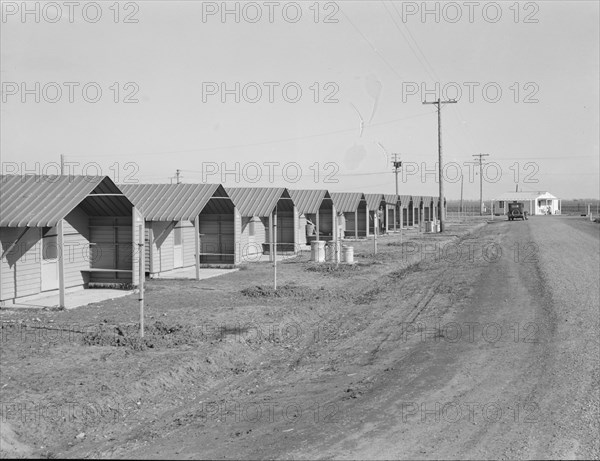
[0,227,42,300]
[63,208,90,289]
[181,220,196,268]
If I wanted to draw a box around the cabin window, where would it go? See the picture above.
[174,226,182,246]
[42,228,58,260]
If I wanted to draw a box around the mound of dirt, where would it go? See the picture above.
[81,321,203,350]
[305,263,363,276]
[241,283,313,298]
[241,283,354,303]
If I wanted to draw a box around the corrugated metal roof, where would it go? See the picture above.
[120,183,224,221]
[496,191,556,201]
[288,189,331,214]
[0,175,131,227]
[399,195,413,208]
[330,192,365,213]
[225,187,292,217]
[365,193,385,211]
[384,194,399,205]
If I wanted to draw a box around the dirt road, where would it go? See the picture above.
[112,216,597,460]
[1,217,598,459]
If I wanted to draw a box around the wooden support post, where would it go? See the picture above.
[268,212,274,262]
[354,211,358,239]
[332,205,336,242]
[138,223,144,338]
[373,213,377,254]
[194,215,200,280]
[148,222,154,276]
[365,206,369,238]
[273,209,277,290]
[393,206,397,232]
[315,209,320,241]
[57,219,65,308]
[400,206,403,244]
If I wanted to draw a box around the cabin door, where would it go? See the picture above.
[173,225,183,268]
[41,228,59,292]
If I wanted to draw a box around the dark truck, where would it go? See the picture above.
[508,202,528,221]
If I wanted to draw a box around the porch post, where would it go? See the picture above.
[131,206,139,286]
[354,211,358,239]
[57,218,65,308]
[331,205,336,241]
[268,212,274,262]
[400,205,403,243]
[315,208,320,240]
[194,215,200,280]
[148,222,154,276]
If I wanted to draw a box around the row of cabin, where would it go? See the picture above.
[0,175,443,305]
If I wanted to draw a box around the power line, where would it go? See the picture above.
[339,7,405,81]
[384,1,438,82]
[65,111,435,159]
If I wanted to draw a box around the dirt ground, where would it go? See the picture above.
[1,216,598,460]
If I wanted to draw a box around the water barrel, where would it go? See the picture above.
[342,245,354,264]
[306,223,315,236]
[311,240,326,262]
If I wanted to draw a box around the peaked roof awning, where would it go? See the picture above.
[288,189,332,214]
[384,194,399,205]
[364,193,385,211]
[399,195,413,208]
[330,192,365,213]
[121,183,226,221]
[0,175,132,227]
[225,187,293,217]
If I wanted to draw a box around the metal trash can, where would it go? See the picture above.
[310,240,326,263]
[325,241,340,262]
[341,245,354,264]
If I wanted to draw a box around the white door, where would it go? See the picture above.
[41,228,59,291]
[173,225,183,268]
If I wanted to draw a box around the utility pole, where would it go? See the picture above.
[392,154,402,235]
[60,154,64,174]
[422,98,457,232]
[176,169,182,184]
[472,153,489,216]
[392,154,402,196]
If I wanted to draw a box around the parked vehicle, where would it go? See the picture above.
[508,202,527,221]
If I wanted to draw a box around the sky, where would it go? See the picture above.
[1,0,599,200]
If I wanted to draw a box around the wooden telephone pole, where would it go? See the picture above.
[473,153,490,216]
[422,98,457,232]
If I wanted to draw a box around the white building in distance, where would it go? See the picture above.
[495,191,561,216]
